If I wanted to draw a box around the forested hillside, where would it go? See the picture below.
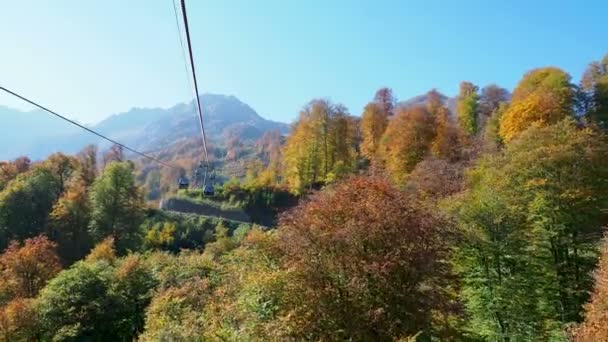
[0,53,608,341]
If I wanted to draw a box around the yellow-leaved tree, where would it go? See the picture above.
[499,67,574,141]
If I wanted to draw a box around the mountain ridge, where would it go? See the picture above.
[0,93,289,160]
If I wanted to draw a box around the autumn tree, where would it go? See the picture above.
[254,130,283,184]
[103,144,124,167]
[77,144,98,186]
[277,176,458,340]
[573,238,608,341]
[580,53,608,129]
[199,228,288,341]
[478,84,510,129]
[282,99,357,193]
[406,158,465,202]
[499,67,575,141]
[360,102,388,166]
[43,153,79,194]
[0,298,40,342]
[49,177,92,264]
[140,279,211,341]
[380,106,435,184]
[456,81,479,136]
[427,90,460,160]
[374,87,396,116]
[0,157,30,192]
[0,236,61,299]
[89,162,145,254]
[85,237,117,264]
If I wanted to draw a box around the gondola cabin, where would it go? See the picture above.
[178,176,190,190]
[203,184,214,196]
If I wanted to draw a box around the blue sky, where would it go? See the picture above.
[1,0,606,125]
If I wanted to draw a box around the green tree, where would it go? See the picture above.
[0,167,60,249]
[111,255,158,339]
[89,162,145,254]
[456,81,480,135]
[452,119,608,339]
[37,261,116,340]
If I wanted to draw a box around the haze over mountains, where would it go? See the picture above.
[0,92,459,161]
[0,94,289,160]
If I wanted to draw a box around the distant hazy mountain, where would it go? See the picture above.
[398,92,457,116]
[0,94,289,160]
[0,106,82,160]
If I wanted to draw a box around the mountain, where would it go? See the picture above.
[0,94,289,160]
[0,106,82,160]
[398,92,457,116]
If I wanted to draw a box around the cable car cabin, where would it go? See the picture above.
[178,177,190,190]
[203,184,214,196]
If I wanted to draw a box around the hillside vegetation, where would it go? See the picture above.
[0,54,607,341]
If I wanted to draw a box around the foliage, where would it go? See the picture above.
[84,237,117,264]
[499,67,574,141]
[580,53,608,129]
[0,157,30,192]
[479,84,510,119]
[450,119,608,339]
[380,106,435,184]
[276,176,459,340]
[140,278,211,342]
[201,229,288,340]
[49,176,92,264]
[456,81,480,135]
[573,237,608,341]
[0,167,61,249]
[482,102,508,152]
[38,252,158,341]
[89,162,145,254]
[424,89,463,161]
[282,99,358,193]
[37,260,117,340]
[141,210,249,252]
[0,236,61,300]
[360,102,388,166]
[0,298,40,342]
[373,87,396,116]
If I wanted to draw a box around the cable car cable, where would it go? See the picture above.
[0,86,180,170]
[179,0,210,169]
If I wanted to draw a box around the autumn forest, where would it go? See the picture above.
[1,53,608,341]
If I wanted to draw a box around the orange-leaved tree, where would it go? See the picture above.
[0,235,61,299]
[380,106,435,184]
[277,176,459,340]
